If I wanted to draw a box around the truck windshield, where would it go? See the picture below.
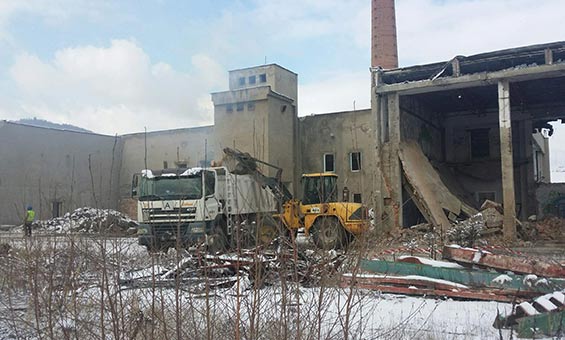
[139,176,202,201]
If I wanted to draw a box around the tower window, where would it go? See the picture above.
[259,73,267,83]
[226,104,233,112]
[247,102,255,111]
[324,153,335,172]
[238,77,245,86]
[249,75,256,85]
[236,103,244,111]
[350,152,361,172]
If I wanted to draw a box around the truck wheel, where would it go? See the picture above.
[311,217,348,250]
[207,225,227,253]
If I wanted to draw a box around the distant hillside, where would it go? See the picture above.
[13,118,92,133]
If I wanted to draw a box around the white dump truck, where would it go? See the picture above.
[134,166,278,252]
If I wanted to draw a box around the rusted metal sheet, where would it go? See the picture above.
[360,259,565,294]
[340,274,517,303]
[442,246,565,278]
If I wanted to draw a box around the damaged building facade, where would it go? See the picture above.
[372,42,565,239]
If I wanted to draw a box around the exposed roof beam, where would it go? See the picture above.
[376,63,565,95]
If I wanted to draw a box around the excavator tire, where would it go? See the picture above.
[257,215,279,246]
[311,216,348,250]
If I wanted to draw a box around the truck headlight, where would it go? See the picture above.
[142,209,150,221]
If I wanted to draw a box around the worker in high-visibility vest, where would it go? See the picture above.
[24,206,35,237]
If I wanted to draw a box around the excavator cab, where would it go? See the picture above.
[301,173,338,204]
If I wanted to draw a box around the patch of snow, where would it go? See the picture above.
[180,167,203,176]
[535,278,548,287]
[518,302,539,316]
[141,169,154,178]
[551,291,565,304]
[343,273,469,289]
[491,274,513,285]
[534,296,558,311]
[397,256,464,269]
[523,274,538,287]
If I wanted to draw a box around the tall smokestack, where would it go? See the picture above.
[371,0,398,69]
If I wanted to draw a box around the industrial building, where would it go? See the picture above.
[1,0,563,242]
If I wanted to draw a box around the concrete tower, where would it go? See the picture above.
[371,0,399,69]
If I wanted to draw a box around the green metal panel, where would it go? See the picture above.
[516,310,565,338]
[360,259,565,293]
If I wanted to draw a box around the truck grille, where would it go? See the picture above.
[146,207,196,223]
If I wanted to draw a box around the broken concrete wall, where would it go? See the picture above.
[0,121,121,225]
[536,182,565,218]
[118,126,215,218]
[299,109,375,204]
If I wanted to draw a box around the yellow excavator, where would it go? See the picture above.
[222,148,370,249]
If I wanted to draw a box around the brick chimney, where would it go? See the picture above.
[371,0,398,69]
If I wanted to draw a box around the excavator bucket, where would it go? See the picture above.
[222,148,258,175]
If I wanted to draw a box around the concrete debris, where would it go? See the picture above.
[119,247,344,292]
[35,207,138,234]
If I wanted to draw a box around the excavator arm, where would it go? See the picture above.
[222,148,293,205]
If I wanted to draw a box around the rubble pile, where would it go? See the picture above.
[120,247,344,292]
[36,207,138,234]
[528,216,565,241]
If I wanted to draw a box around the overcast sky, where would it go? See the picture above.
[0,0,564,180]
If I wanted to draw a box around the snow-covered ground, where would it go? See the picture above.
[0,234,544,340]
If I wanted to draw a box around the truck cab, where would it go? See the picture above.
[135,167,220,252]
[134,166,278,252]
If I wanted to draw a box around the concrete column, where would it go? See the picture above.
[498,80,516,241]
[372,82,384,228]
[388,92,402,228]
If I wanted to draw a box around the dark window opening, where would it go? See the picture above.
[163,161,168,169]
[204,171,215,196]
[131,173,140,198]
[353,193,362,203]
[259,73,267,83]
[236,103,244,111]
[238,77,245,86]
[324,153,335,172]
[52,201,62,218]
[470,128,490,159]
[175,161,187,168]
[247,102,255,111]
[350,152,361,171]
[281,105,287,113]
[226,104,233,112]
[249,75,256,85]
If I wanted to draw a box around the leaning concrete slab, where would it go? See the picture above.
[399,140,477,231]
